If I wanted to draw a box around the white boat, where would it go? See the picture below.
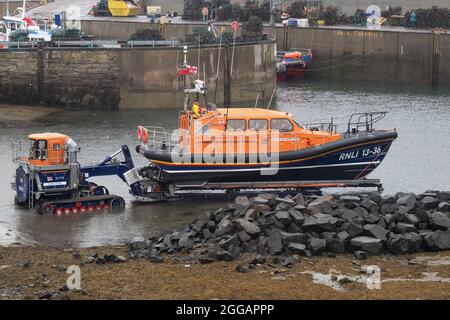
[0,0,51,42]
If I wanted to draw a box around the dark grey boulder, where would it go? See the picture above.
[218,235,240,251]
[360,198,378,212]
[206,220,216,232]
[429,212,450,230]
[265,215,285,229]
[148,250,163,263]
[251,197,269,205]
[129,236,147,251]
[302,215,319,231]
[382,195,396,204]
[404,214,419,225]
[250,254,266,265]
[354,250,368,260]
[340,209,361,222]
[438,202,450,213]
[287,223,302,233]
[215,218,233,236]
[235,218,261,236]
[413,207,430,222]
[288,209,305,225]
[235,264,249,273]
[257,193,278,201]
[309,237,326,255]
[386,232,422,254]
[326,238,346,254]
[383,214,394,224]
[315,213,340,232]
[343,221,364,238]
[275,202,292,211]
[216,250,234,261]
[280,231,307,245]
[307,195,336,215]
[287,243,307,255]
[235,195,250,207]
[294,204,307,211]
[198,256,214,264]
[237,230,251,243]
[339,195,361,209]
[339,195,361,202]
[362,211,381,224]
[363,224,389,241]
[337,231,350,241]
[396,222,416,234]
[381,204,398,214]
[396,194,417,209]
[203,228,213,239]
[266,231,283,255]
[274,211,292,225]
[423,230,450,251]
[293,193,306,205]
[350,236,383,255]
[178,233,193,250]
[419,196,439,210]
[437,191,450,202]
[275,197,296,206]
[241,241,257,253]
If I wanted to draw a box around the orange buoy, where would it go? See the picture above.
[285,52,301,59]
[137,126,143,140]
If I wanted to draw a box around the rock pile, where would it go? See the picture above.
[128,191,450,263]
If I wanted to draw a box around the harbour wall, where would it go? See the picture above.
[0,41,276,109]
[80,19,450,86]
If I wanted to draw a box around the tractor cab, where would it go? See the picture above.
[27,133,70,166]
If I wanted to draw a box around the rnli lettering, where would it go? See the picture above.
[339,146,383,161]
[339,150,359,161]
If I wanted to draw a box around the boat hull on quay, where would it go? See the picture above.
[138,131,397,185]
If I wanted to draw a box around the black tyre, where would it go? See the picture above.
[38,202,55,215]
[110,197,125,210]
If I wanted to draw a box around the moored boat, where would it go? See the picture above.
[276,50,313,81]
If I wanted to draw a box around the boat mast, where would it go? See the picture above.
[22,0,26,19]
[6,0,10,16]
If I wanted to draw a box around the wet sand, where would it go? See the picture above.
[1,245,450,300]
[0,104,60,124]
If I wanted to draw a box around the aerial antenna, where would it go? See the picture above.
[266,88,276,109]
[197,34,201,80]
[6,0,10,16]
[213,30,223,104]
[254,93,259,108]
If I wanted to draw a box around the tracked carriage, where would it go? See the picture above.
[12,133,138,214]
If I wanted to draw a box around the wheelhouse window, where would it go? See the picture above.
[248,119,268,131]
[29,140,48,160]
[271,118,294,132]
[0,24,6,34]
[226,119,246,131]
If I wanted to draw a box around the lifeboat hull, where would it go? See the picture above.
[138,131,397,185]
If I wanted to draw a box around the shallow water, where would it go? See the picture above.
[1,79,449,248]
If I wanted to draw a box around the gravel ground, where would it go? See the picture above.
[1,245,450,300]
